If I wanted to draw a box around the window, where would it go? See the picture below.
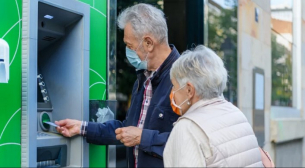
[271,32,293,106]
[271,0,293,107]
[207,0,238,105]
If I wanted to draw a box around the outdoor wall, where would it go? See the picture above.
[0,0,22,167]
[238,0,272,151]
[239,0,305,167]
[275,139,303,166]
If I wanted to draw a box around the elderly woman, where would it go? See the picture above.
[163,45,264,167]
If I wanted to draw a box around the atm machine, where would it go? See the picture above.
[21,0,90,167]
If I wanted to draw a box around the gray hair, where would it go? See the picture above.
[170,45,228,100]
[117,3,168,44]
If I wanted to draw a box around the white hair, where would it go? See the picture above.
[117,3,168,44]
[170,45,228,100]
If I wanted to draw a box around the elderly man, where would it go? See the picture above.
[55,3,180,168]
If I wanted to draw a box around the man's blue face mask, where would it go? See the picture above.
[125,40,147,70]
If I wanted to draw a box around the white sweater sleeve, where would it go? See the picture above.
[163,119,210,167]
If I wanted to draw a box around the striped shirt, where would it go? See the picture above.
[134,70,155,168]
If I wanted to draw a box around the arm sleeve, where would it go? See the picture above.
[85,119,126,145]
[138,129,170,158]
[163,119,208,167]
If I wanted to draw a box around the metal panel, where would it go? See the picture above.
[275,139,303,167]
[253,67,265,147]
[107,0,118,167]
[22,0,38,166]
[107,0,117,101]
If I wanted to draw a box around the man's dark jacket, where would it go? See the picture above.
[85,45,180,167]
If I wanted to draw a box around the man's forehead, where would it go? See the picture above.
[123,36,134,45]
[124,33,137,45]
[123,23,138,43]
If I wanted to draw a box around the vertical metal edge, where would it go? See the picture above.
[82,3,90,167]
[21,1,29,166]
[107,0,117,101]
[22,0,38,167]
[203,0,208,46]
[107,0,117,167]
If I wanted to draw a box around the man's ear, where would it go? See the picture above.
[143,36,154,52]
[186,82,195,99]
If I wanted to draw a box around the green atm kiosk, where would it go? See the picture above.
[0,0,112,167]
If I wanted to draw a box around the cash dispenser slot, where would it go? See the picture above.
[37,145,67,167]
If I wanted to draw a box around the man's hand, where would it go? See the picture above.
[55,119,82,137]
[115,126,142,147]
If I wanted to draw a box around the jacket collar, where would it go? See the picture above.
[151,45,180,86]
[186,97,226,114]
[135,44,180,87]
[174,97,226,125]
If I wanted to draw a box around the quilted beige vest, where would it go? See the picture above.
[181,98,264,167]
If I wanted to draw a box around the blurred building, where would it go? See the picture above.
[222,0,305,166]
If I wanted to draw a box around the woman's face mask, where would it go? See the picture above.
[125,40,147,70]
[169,85,189,116]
